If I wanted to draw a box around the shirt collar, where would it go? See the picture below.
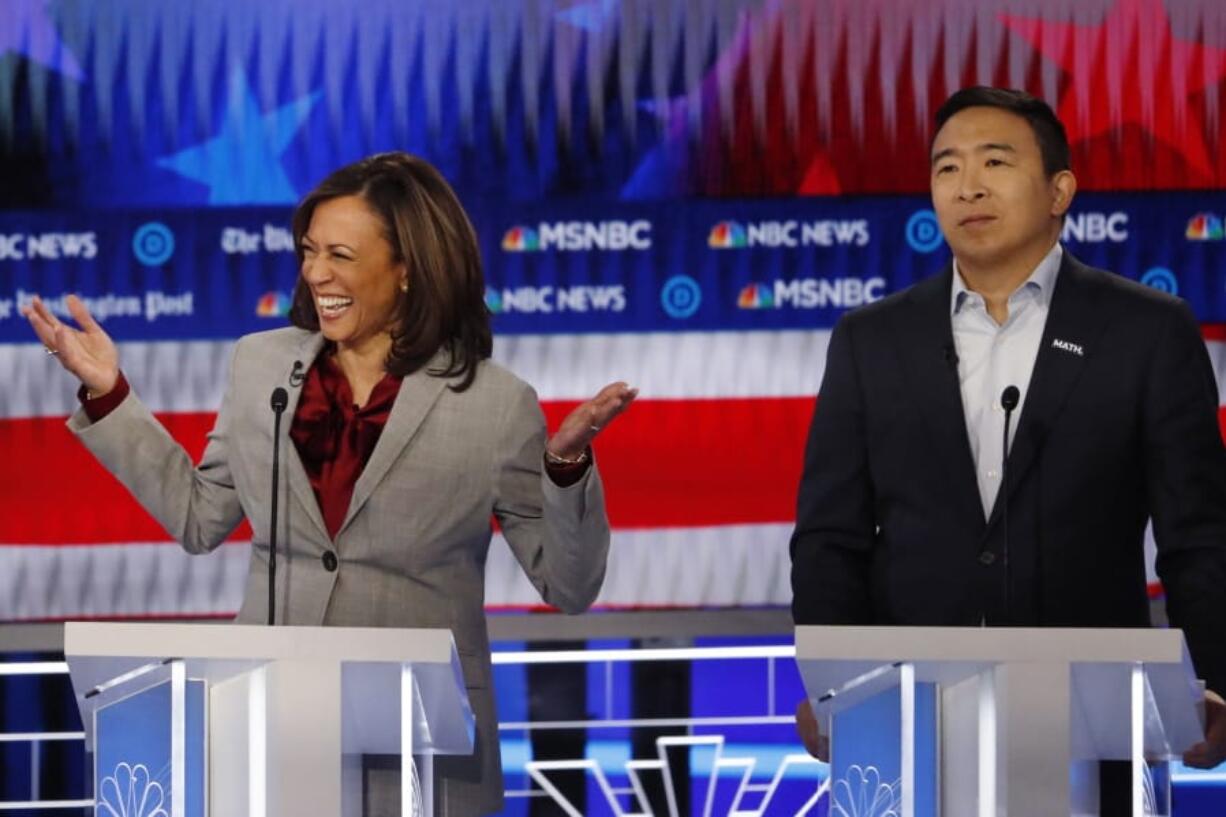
[951,242,1063,316]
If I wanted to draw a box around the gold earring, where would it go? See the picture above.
[399,280,408,293]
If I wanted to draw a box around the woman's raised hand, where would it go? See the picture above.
[546,381,638,460]
[21,294,120,396]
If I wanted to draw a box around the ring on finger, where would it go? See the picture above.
[45,347,59,356]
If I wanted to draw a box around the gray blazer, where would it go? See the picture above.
[69,326,611,815]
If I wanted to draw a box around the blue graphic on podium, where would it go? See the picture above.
[94,680,206,817]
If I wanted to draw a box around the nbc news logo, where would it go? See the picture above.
[1186,213,1224,241]
[709,221,748,249]
[708,219,870,249]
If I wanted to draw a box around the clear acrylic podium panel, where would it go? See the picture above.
[795,626,1205,817]
[92,669,208,817]
[64,623,476,817]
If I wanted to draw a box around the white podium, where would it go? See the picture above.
[64,622,475,817]
[795,626,1206,817]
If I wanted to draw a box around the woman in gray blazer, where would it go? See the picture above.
[23,152,636,815]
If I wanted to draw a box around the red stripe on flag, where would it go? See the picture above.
[0,413,253,545]
[4,398,1223,546]
[548,397,815,528]
[0,399,816,544]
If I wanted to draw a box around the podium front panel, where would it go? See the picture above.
[829,672,938,817]
[93,675,207,817]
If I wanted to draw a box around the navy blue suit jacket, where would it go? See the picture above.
[790,252,1226,695]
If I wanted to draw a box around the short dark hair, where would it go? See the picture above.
[934,87,1071,177]
[289,152,492,392]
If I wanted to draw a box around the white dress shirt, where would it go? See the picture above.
[951,242,1062,518]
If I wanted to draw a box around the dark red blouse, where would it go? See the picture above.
[288,353,401,538]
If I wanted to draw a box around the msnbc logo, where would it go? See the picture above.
[502,221,651,252]
[1186,213,1224,241]
[737,278,886,309]
[709,221,748,249]
[256,292,291,317]
[737,283,775,309]
[502,226,540,252]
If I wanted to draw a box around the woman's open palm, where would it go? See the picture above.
[21,294,120,396]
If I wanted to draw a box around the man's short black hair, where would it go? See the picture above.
[934,87,1071,177]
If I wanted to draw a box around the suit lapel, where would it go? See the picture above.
[891,268,986,530]
[281,332,330,542]
[982,253,1109,535]
[335,349,452,537]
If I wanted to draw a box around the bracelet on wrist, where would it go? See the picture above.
[544,447,590,467]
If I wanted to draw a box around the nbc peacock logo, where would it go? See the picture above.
[484,288,504,314]
[1186,213,1224,241]
[708,221,748,249]
[256,291,291,317]
[502,226,541,252]
[737,283,775,309]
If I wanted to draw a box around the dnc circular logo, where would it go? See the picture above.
[1141,267,1178,295]
[905,210,944,253]
[132,222,175,266]
[661,275,702,319]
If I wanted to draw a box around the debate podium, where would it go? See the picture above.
[795,626,1206,817]
[63,622,475,817]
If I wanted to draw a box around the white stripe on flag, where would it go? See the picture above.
[494,331,831,400]
[487,524,793,608]
[5,333,1225,420]
[0,524,795,620]
[0,542,251,621]
[0,331,834,418]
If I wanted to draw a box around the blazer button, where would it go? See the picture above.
[978,551,996,566]
[322,551,338,572]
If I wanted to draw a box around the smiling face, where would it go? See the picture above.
[299,194,406,352]
[930,105,1074,274]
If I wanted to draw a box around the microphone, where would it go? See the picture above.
[289,360,305,387]
[268,387,289,626]
[1000,385,1020,624]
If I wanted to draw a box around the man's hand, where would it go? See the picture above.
[795,698,829,762]
[1184,689,1226,769]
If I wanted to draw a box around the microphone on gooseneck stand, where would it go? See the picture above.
[268,387,290,626]
[999,385,1020,624]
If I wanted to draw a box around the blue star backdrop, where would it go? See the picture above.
[1,0,727,208]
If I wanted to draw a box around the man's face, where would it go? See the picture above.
[930,106,1072,270]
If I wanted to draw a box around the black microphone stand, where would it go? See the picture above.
[268,387,289,626]
[1000,385,1020,624]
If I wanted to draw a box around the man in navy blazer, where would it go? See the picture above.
[790,87,1226,773]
